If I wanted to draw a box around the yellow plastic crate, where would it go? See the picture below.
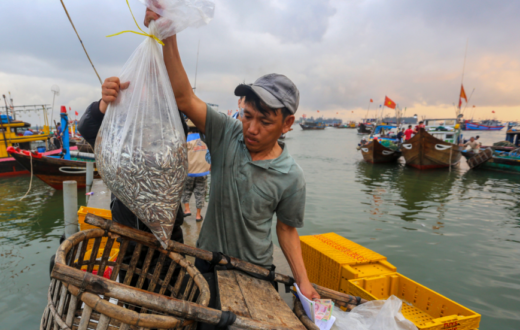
[341,273,481,330]
[78,206,112,231]
[77,206,116,251]
[341,259,396,280]
[301,233,391,290]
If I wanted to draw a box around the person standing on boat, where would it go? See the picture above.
[182,119,211,222]
[404,125,414,141]
[460,137,480,153]
[414,121,425,133]
[396,128,405,143]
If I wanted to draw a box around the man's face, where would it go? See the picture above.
[241,103,294,153]
[470,137,475,142]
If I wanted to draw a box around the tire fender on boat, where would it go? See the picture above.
[435,144,452,151]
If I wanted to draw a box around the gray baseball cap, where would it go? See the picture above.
[234,73,300,114]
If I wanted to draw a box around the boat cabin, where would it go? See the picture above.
[424,118,459,144]
[0,118,50,158]
[371,124,399,142]
[505,127,520,147]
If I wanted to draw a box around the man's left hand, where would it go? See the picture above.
[298,279,320,301]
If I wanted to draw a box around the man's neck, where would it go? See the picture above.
[249,142,283,162]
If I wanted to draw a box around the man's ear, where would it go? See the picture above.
[282,115,295,133]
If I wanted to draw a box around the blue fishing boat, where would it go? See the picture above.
[463,120,505,131]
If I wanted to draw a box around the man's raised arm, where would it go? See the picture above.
[145,9,207,133]
[162,36,207,133]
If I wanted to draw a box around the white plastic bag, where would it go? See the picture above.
[331,296,417,330]
[95,0,214,248]
[139,0,215,38]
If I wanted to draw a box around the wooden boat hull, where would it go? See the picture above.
[0,158,28,177]
[360,140,401,164]
[300,124,325,130]
[7,147,98,189]
[401,128,462,169]
[0,147,78,177]
[463,151,520,173]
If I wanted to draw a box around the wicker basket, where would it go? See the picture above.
[42,228,210,330]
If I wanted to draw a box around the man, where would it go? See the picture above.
[182,120,211,221]
[396,128,404,143]
[141,7,318,300]
[460,136,480,153]
[404,125,414,141]
[414,121,425,133]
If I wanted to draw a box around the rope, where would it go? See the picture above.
[106,0,165,46]
[449,146,453,172]
[59,0,102,84]
[20,152,34,200]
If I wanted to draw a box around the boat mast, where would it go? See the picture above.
[455,39,469,142]
[365,100,371,122]
[457,38,469,119]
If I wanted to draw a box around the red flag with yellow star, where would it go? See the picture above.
[384,96,396,109]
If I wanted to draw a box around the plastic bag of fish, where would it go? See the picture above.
[95,0,215,248]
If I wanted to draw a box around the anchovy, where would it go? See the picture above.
[95,130,187,249]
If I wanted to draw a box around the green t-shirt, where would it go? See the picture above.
[197,105,306,267]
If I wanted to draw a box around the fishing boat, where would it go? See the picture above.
[359,124,401,163]
[7,106,99,189]
[463,149,520,173]
[7,147,98,189]
[463,119,505,131]
[401,119,462,169]
[462,126,520,173]
[357,122,372,135]
[300,120,325,130]
[359,139,401,163]
[0,115,53,177]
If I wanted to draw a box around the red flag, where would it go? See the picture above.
[492,110,495,113]
[351,111,353,113]
[472,105,476,108]
[458,98,462,109]
[336,112,338,114]
[317,110,320,113]
[460,85,468,102]
[75,111,79,116]
[384,96,396,109]
[370,99,373,103]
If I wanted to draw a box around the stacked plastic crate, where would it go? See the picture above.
[300,233,481,330]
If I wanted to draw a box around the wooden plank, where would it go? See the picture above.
[216,270,251,318]
[235,271,306,329]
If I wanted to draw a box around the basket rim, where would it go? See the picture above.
[51,228,210,327]
[46,278,193,329]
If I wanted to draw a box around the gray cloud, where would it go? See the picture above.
[0,0,519,123]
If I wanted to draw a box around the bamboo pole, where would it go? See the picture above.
[293,297,319,330]
[84,214,368,307]
[59,0,102,84]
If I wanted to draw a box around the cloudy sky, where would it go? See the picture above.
[1,0,519,126]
